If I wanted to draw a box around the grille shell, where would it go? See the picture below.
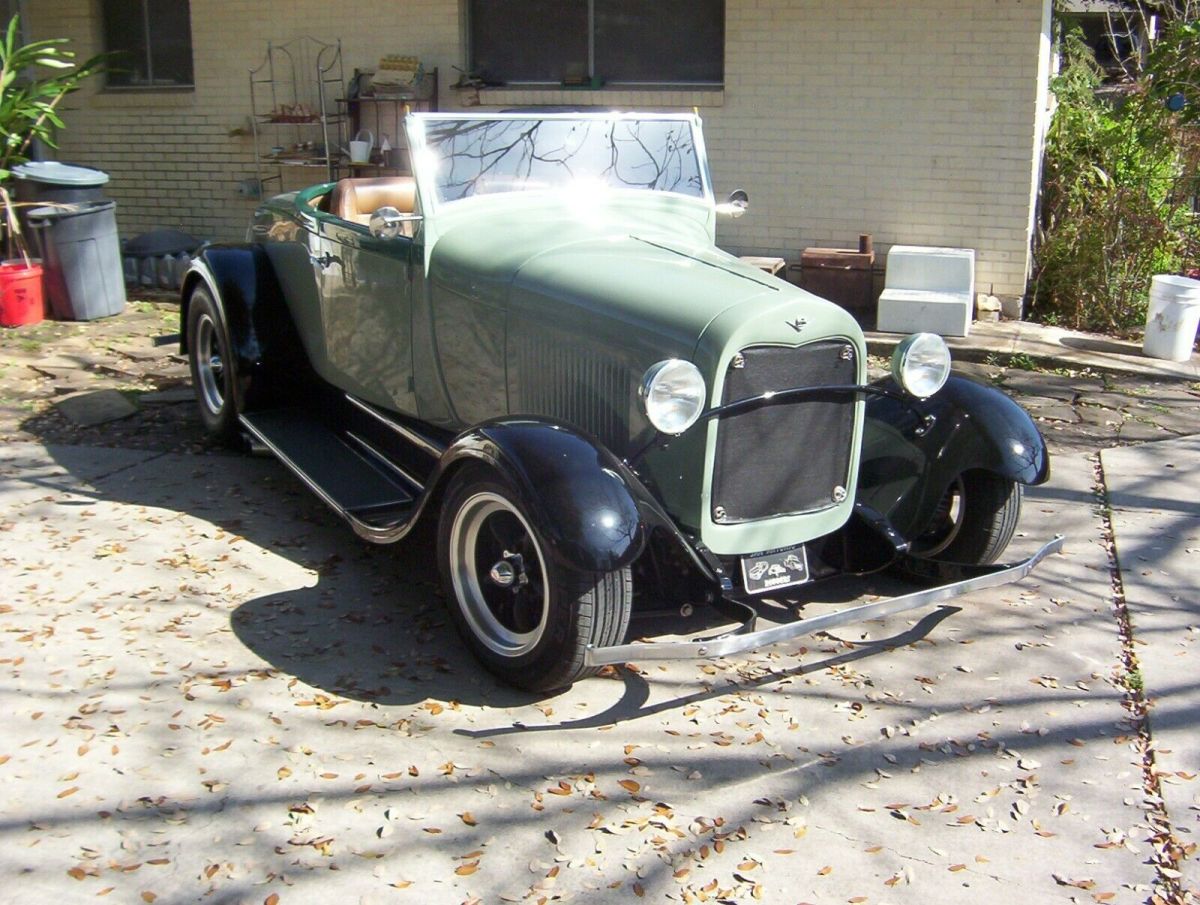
[711,341,858,523]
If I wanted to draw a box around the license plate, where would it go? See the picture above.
[741,544,810,595]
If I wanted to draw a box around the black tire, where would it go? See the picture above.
[437,465,633,692]
[910,470,1023,565]
[186,284,240,444]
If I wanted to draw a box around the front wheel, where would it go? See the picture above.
[910,470,1023,565]
[438,465,632,692]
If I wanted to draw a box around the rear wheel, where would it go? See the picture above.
[438,465,632,692]
[911,470,1023,565]
[186,284,240,444]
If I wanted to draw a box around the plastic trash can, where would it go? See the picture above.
[1142,274,1200,362]
[28,201,126,321]
[12,161,110,236]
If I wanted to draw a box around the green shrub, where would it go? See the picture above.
[1031,26,1200,334]
[0,15,105,262]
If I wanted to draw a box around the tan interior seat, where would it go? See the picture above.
[328,176,417,227]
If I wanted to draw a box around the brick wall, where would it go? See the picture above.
[28,0,1050,299]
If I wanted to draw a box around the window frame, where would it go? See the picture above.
[467,0,724,89]
[101,0,195,92]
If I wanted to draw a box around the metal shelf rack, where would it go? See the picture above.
[249,37,346,194]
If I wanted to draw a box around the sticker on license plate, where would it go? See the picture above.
[741,544,810,595]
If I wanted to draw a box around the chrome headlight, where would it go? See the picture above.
[891,332,951,398]
[639,359,707,435]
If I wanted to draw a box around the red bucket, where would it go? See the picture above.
[0,261,45,326]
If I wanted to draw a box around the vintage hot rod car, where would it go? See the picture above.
[182,112,1061,691]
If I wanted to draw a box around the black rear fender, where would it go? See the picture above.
[856,375,1049,541]
[179,244,310,410]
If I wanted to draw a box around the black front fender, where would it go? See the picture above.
[856,375,1049,540]
[437,419,650,575]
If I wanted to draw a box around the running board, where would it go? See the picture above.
[240,409,420,534]
[584,535,1065,667]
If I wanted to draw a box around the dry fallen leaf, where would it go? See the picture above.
[460,812,477,826]
[455,861,480,876]
[618,780,641,794]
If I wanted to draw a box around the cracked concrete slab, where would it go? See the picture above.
[0,443,1151,903]
[1102,435,1200,893]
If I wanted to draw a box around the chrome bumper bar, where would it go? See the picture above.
[584,535,1065,668]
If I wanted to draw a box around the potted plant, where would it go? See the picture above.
[0,14,103,325]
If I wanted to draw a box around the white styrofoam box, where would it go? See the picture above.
[877,245,975,337]
[883,245,975,293]
[876,288,972,337]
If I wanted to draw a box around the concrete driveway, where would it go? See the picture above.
[3,432,1188,905]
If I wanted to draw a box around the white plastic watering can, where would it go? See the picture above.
[346,129,374,164]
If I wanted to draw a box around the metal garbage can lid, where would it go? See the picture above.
[12,161,110,187]
[27,200,116,223]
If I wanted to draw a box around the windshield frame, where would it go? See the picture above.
[405,111,714,216]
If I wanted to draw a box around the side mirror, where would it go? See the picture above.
[715,189,750,219]
[369,206,413,240]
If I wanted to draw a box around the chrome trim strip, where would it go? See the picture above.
[344,430,425,492]
[584,535,1065,667]
[345,394,445,459]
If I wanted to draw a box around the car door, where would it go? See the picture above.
[309,211,417,415]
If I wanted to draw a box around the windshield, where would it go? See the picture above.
[417,116,707,205]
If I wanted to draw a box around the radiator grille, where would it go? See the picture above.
[711,342,857,522]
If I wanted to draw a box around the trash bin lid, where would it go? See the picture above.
[12,161,110,187]
[27,200,116,222]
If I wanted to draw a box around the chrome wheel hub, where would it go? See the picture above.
[194,312,225,415]
[449,492,549,657]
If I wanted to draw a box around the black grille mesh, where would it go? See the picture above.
[712,342,857,522]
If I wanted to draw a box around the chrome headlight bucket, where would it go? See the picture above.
[891,332,951,398]
[639,359,707,435]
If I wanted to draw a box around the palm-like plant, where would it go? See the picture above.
[0,15,105,264]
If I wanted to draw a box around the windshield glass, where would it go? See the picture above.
[418,116,706,205]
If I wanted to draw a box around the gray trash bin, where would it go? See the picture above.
[12,162,110,236]
[28,201,127,321]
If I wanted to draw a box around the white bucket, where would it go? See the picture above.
[1142,274,1200,362]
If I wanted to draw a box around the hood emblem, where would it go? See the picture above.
[786,317,808,334]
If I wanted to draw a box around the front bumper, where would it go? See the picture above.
[583,534,1065,667]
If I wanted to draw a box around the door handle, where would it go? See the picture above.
[310,251,342,269]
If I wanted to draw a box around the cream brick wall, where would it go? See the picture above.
[29,0,1050,298]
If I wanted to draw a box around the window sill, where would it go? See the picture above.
[91,87,197,109]
[103,84,194,92]
[469,86,724,109]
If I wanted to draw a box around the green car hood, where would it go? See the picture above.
[430,202,786,362]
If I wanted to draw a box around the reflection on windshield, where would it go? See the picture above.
[422,118,704,204]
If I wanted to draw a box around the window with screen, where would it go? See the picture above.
[102,0,194,89]
[468,0,724,86]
